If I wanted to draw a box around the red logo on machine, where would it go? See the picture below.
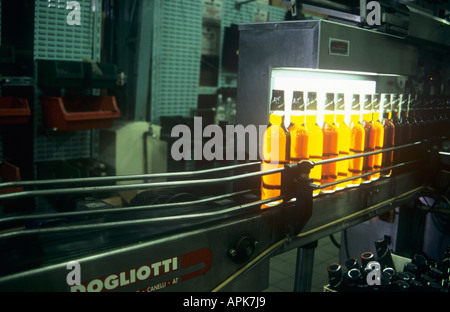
[69,248,213,292]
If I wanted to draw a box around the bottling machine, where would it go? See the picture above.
[0,9,449,292]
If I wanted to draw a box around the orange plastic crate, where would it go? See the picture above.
[0,97,31,124]
[41,96,121,131]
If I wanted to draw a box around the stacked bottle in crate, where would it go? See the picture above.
[325,239,450,292]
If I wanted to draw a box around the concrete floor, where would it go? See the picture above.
[264,232,341,292]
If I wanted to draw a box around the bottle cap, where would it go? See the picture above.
[420,274,435,284]
[427,281,442,292]
[327,263,343,289]
[394,280,410,291]
[324,93,335,112]
[345,258,359,271]
[409,279,423,290]
[352,94,360,111]
[404,272,416,281]
[347,268,361,280]
[336,93,345,112]
[413,253,429,273]
[306,92,317,111]
[291,91,304,112]
[396,272,411,282]
[270,90,285,113]
[361,251,375,268]
[382,267,395,277]
[404,262,418,273]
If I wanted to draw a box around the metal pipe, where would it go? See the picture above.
[360,0,367,22]
[315,159,419,189]
[0,161,260,189]
[0,166,280,201]
[0,141,424,201]
[294,186,423,241]
[314,141,423,166]
[0,195,284,240]
[0,190,252,225]
[1,140,425,191]
[293,242,317,292]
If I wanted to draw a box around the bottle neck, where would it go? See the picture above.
[324,113,335,124]
[351,111,361,123]
[305,111,318,125]
[363,112,372,122]
[290,114,305,125]
[391,111,400,120]
[373,112,380,122]
[335,112,345,123]
[269,113,284,126]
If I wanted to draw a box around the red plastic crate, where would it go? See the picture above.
[41,96,121,131]
[0,97,31,124]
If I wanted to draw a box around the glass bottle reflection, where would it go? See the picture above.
[335,93,351,191]
[305,92,323,197]
[261,90,290,208]
[370,94,384,181]
[321,93,339,194]
[348,94,365,188]
[362,94,374,184]
[381,94,395,177]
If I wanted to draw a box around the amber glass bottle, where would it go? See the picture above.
[381,94,395,178]
[261,90,290,208]
[361,94,374,184]
[370,94,384,181]
[399,94,413,173]
[407,94,422,173]
[348,94,365,188]
[438,96,450,135]
[401,94,412,144]
[390,94,402,174]
[414,95,426,141]
[288,91,309,164]
[402,94,412,142]
[305,92,323,197]
[335,93,351,191]
[408,94,419,143]
[321,93,339,194]
[419,95,432,140]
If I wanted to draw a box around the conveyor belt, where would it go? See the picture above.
[0,139,439,291]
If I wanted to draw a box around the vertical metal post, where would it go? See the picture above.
[287,160,316,292]
[360,0,367,23]
[293,240,318,292]
[134,0,154,122]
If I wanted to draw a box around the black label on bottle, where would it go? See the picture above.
[352,94,360,111]
[364,95,372,111]
[324,93,335,112]
[400,95,409,112]
[382,94,392,112]
[306,92,317,111]
[409,96,417,111]
[336,93,345,111]
[270,90,285,112]
[391,94,400,112]
[373,94,380,110]
[291,91,305,112]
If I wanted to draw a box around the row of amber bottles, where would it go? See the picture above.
[261,90,450,207]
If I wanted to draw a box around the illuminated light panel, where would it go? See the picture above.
[270,68,388,127]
